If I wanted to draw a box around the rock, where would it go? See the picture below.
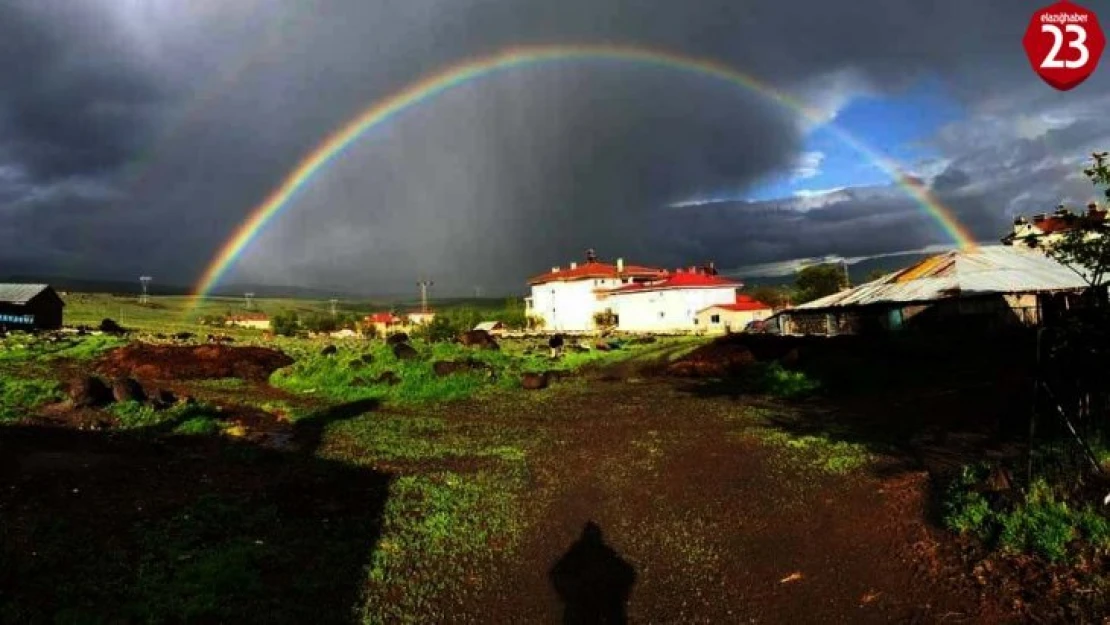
[111,377,147,403]
[392,342,418,360]
[375,371,401,386]
[433,360,464,377]
[982,466,1014,493]
[173,332,194,341]
[386,333,410,346]
[152,389,177,409]
[459,330,499,350]
[321,345,338,357]
[548,334,565,349]
[348,359,364,369]
[594,342,611,352]
[360,354,374,364]
[69,376,113,408]
[99,318,126,334]
[521,372,549,390]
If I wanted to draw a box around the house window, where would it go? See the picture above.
[711,314,720,324]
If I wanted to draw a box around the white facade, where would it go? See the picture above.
[605,287,738,333]
[695,305,772,334]
[528,276,625,332]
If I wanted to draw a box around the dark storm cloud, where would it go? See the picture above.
[3,0,1110,293]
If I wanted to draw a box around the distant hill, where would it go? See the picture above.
[730,252,933,289]
[0,275,192,296]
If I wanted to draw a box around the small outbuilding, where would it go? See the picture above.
[0,284,64,331]
[778,246,1088,336]
[474,321,505,333]
[695,295,773,334]
[225,313,271,330]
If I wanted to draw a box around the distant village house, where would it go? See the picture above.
[0,284,64,331]
[225,313,271,330]
[525,250,745,333]
[1002,203,1109,249]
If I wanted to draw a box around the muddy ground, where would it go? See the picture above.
[2,333,1105,623]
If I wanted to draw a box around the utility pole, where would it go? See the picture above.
[841,260,851,289]
[139,276,152,305]
[244,292,255,310]
[417,280,433,314]
[329,298,339,317]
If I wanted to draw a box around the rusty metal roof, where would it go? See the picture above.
[0,284,52,305]
[792,246,1087,311]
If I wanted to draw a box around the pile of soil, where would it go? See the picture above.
[666,341,757,377]
[97,344,293,381]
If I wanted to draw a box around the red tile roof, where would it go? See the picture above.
[608,269,740,293]
[528,260,668,285]
[704,294,772,312]
[366,312,402,324]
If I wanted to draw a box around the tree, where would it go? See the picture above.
[1026,152,1110,294]
[793,264,848,304]
[301,312,339,334]
[271,311,300,337]
[501,298,529,330]
[746,285,792,310]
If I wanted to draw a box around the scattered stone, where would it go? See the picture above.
[111,377,147,403]
[375,371,401,386]
[386,333,410,346]
[99,318,126,334]
[69,376,113,408]
[521,372,549,390]
[152,389,177,410]
[459,329,499,350]
[594,342,611,352]
[360,354,374,364]
[173,332,195,341]
[321,345,338,357]
[348,359,364,369]
[392,343,418,360]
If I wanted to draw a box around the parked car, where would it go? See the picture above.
[745,316,782,335]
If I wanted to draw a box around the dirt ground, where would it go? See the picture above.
[2,333,1102,623]
[438,380,1003,624]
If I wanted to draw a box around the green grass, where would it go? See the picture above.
[757,429,873,474]
[109,400,224,432]
[943,466,1110,562]
[268,336,702,407]
[0,375,63,422]
[0,333,124,363]
[362,470,525,624]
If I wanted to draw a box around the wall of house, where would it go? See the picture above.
[609,287,737,333]
[694,307,771,334]
[528,278,624,332]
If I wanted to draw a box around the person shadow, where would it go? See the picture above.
[549,521,637,625]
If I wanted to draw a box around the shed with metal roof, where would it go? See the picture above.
[779,246,1088,336]
[0,284,64,331]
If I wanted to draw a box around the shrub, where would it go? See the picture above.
[271,312,299,337]
[997,480,1075,562]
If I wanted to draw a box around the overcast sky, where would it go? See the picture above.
[3,0,1109,295]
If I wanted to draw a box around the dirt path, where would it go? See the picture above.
[462,380,998,624]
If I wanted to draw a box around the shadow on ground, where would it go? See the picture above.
[671,332,1039,482]
[550,521,637,625]
[0,399,389,624]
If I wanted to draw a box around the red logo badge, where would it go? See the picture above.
[1024,1,1105,90]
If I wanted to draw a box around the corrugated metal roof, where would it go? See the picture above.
[792,246,1087,311]
[0,284,51,304]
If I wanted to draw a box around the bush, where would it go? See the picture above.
[271,312,299,337]
[997,480,1075,562]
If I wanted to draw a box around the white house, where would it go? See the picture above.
[695,295,773,334]
[525,250,668,332]
[602,269,741,333]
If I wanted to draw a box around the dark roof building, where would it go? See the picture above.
[0,284,64,330]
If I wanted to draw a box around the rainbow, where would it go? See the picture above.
[190,43,977,306]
